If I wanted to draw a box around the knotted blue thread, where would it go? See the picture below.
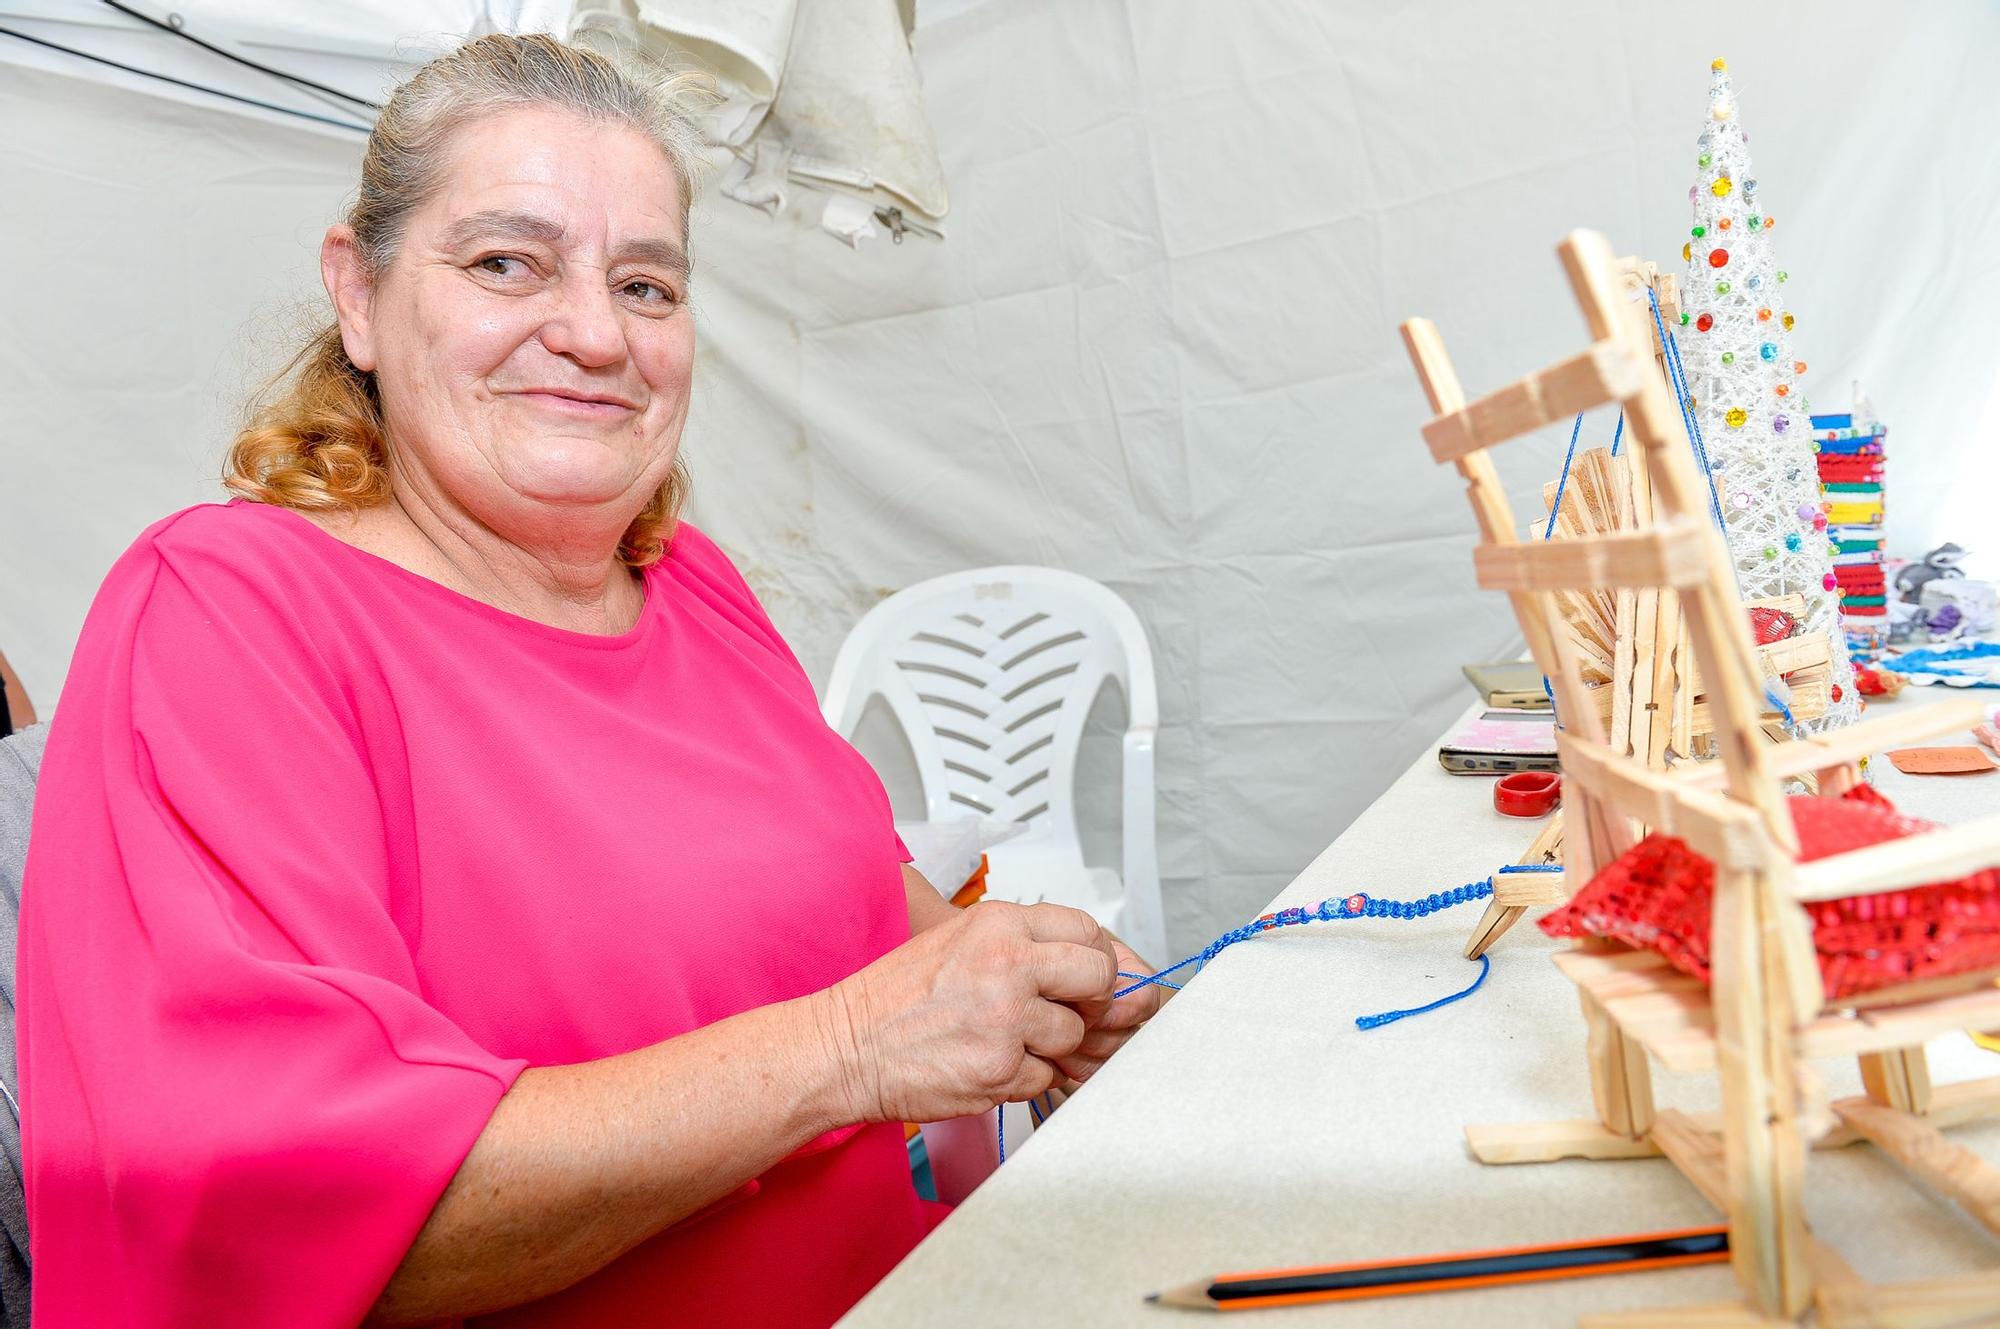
[1109,864,1560,1010]
[995,865,1560,1162]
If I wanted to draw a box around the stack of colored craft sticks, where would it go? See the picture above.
[1809,409,1887,654]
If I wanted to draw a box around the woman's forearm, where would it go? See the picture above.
[370,988,868,1324]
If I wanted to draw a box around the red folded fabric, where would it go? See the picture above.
[1540,785,2000,999]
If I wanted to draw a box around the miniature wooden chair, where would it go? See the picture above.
[1457,258,1834,962]
[1402,229,2000,1327]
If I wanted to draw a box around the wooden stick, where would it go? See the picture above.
[1473,527,1713,594]
[1833,1098,2000,1238]
[1858,1047,1933,1116]
[1582,987,1656,1139]
[1792,814,2000,902]
[1422,339,1650,463]
[1714,865,1811,1318]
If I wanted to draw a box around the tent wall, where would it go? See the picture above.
[4,0,1996,952]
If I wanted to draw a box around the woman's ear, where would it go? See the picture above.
[321,225,378,372]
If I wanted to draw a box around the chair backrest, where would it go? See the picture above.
[1402,231,1798,889]
[821,567,1157,870]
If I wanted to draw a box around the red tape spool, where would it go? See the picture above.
[1494,771,1561,818]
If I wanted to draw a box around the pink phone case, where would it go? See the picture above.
[1440,711,1558,757]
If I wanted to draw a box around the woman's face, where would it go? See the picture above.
[326,106,694,547]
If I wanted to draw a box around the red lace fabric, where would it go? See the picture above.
[1540,785,2000,1000]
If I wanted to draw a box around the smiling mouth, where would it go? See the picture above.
[511,388,639,412]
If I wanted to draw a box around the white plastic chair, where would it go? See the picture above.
[821,567,1167,966]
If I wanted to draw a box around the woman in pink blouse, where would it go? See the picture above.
[17,34,1160,1328]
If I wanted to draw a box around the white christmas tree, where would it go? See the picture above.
[1677,57,1859,732]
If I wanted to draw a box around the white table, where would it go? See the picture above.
[841,686,2000,1326]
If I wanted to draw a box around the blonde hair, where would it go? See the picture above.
[226,33,708,567]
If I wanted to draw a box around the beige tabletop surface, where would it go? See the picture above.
[840,681,2000,1328]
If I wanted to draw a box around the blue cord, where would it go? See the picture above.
[1355,954,1491,1030]
[1111,864,1559,1003]
[1543,411,1587,541]
[993,865,1562,1162]
[1646,288,1729,533]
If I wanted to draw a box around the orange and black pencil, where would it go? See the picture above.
[1146,1224,1729,1311]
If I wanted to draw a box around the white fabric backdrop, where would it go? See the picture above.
[4,0,1997,952]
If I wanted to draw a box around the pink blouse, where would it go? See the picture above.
[19,500,939,1327]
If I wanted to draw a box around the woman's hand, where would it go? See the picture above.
[818,901,1118,1124]
[1053,937,1166,1084]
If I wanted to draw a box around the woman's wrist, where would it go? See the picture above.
[790,981,882,1132]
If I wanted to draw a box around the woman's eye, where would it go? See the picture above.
[624,280,677,305]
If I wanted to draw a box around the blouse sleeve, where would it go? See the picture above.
[18,524,527,1328]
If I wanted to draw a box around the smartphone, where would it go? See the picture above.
[1438,710,1560,775]
[1461,660,1551,711]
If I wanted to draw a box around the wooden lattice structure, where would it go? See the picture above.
[1401,229,2000,1327]
[1453,258,1834,962]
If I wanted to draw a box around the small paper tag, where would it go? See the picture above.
[1887,746,2000,775]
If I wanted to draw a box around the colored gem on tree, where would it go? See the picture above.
[1762,216,1774,228]
[1712,177,1733,196]
[1720,352,1734,364]
[1747,275,1761,289]
[1759,342,1778,361]
[1795,502,1816,521]
[1683,242,1692,261]
[1679,311,1690,326]
[1823,573,1839,591]
[1793,360,1807,374]
[1708,247,1729,267]
[1717,217,1732,230]
[1784,533,1803,552]
[1774,415,1791,434]
[1782,313,1794,331]
[1748,215,1761,229]
[1715,281,1730,295]
[1711,57,1727,71]
[1697,154,1712,168]
[1725,407,1748,428]
[1831,683,1844,703]
[1777,270,1788,282]
[1695,313,1714,332]
[1813,514,1827,531]
[1762,545,1779,560]
[1775,384,1790,397]
[1756,307,1771,321]
[1732,490,1754,510]
[1692,224,1706,237]
[1744,177,1758,194]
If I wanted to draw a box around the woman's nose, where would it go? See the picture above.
[538,281,625,367]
